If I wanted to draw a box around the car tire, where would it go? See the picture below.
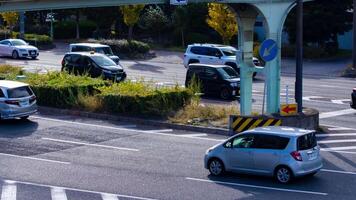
[20,116,29,121]
[220,87,231,100]
[12,51,19,59]
[275,166,293,184]
[208,158,225,176]
[31,56,37,60]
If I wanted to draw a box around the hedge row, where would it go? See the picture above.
[0,65,192,116]
[0,29,53,47]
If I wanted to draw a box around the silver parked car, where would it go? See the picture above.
[204,127,322,183]
[0,80,37,120]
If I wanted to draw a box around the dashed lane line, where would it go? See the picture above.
[42,137,139,152]
[185,177,328,196]
[0,152,70,165]
[101,193,119,200]
[51,187,68,200]
[1,180,16,200]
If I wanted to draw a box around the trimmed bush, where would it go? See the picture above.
[11,32,53,47]
[0,29,11,40]
[97,81,192,116]
[0,65,24,80]
[87,39,150,59]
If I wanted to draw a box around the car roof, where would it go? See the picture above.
[188,63,230,69]
[0,80,29,89]
[65,52,106,57]
[70,43,109,48]
[188,43,235,49]
[244,126,315,137]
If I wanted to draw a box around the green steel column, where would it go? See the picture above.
[235,6,258,116]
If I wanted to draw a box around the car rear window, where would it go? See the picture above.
[0,89,4,98]
[7,86,33,98]
[297,132,317,151]
[254,134,290,150]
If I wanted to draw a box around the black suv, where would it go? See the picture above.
[61,52,126,81]
[351,88,356,109]
[185,64,240,99]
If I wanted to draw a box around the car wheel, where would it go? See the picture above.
[220,88,231,100]
[20,116,29,121]
[209,159,224,176]
[275,166,293,184]
[12,51,19,59]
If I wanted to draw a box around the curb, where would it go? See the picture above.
[38,106,230,136]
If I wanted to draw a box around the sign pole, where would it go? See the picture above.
[353,0,356,69]
[295,0,303,113]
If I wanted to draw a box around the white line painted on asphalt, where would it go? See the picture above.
[0,152,71,165]
[42,137,139,152]
[317,133,356,137]
[1,180,16,200]
[32,116,225,142]
[183,134,208,137]
[321,146,356,151]
[320,109,356,119]
[101,193,119,200]
[321,124,356,130]
[51,187,68,200]
[321,169,356,175]
[327,127,354,131]
[143,129,173,133]
[321,150,356,155]
[7,180,158,200]
[318,139,356,144]
[331,99,350,105]
[185,177,328,196]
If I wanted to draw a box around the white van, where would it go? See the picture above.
[69,43,120,64]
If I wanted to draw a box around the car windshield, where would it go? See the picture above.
[217,67,239,79]
[11,40,27,46]
[95,47,114,55]
[7,86,33,98]
[221,48,237,56]
[91,55,116,66]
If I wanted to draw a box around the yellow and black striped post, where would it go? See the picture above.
[230,116,282,134]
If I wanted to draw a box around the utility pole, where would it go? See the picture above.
[353,0,356,69]
[295,0,303,113]
[19,12,25,39]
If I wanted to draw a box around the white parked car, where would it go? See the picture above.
[0,39,39,59]
[69,43,120,64]
[183,44,262,77]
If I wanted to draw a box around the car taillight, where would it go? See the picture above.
[61,59,65,66]
[30,96,36,103]
[290,151,303,161]
[5,100,19,106]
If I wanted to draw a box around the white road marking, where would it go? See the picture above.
[101,193,119,200]
[322,150,356,154]
[32,116,225,142]
[185,177,328,196]
[321,124,356,131]
[319,109,356,119]
[42,137,139,152]
[321,169,356,175]
[7,180,157,200]
[183,134,208,137]
[327,127,354,131]
[321,146,356,151]
[143,129,173,133]
[51,187,67,200]
[331,99,350,105]
[317,133,356,137]
[318,139,356,144]
[0,152,70,165]
[1,180,16,200]
[302,96,323,101]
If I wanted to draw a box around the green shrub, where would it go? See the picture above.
[87,39,150,58]
[97,81,192,116]
[11,32,53,46]
[0,65,24,80]
[0,29,11,40]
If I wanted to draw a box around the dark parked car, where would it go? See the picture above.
[351,88,356,109]
[61,52,126,81]
[185,64,240,99]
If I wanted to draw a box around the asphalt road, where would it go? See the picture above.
[0,114,356,200]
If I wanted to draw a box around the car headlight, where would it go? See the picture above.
[230,82,238,87]
[206,148,214,154]
[19,49,27,52]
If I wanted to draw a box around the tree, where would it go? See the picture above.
[173,6,189,47]
[139,6,169,43]
[120,4,145,40]
[206,3,238,45]
[285,0,352,53]
[1,12,19,32]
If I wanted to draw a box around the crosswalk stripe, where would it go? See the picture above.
[317,133,356,137]
[101,193,119,200]
[321,146,356,151]
[1,181,16,200]
[328,127,354,131]
[51,187,67,200]
[318,139,356,144]
[319,109,356,119]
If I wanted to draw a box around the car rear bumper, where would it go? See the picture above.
[290,157,323,177]
[1,104,37,119]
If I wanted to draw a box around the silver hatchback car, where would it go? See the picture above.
[0,80,37,120]
[204,127,322,183]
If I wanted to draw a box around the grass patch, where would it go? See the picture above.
[0,65,24,80]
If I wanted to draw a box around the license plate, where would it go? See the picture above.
[232,90,236,95]
[308,152,317,160]
[116,76,122,81]
[20,100,29,107]
[30,51,36,55]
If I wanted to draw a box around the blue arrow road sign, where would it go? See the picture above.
[259,39,278,62]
